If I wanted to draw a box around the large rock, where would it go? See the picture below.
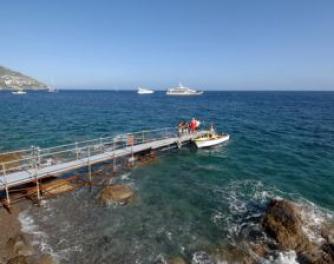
[26,179,76,199]
[38,254,57,264]
[6,256,28,264]
[99,184,135,205]
[262,199,334,264]
[41,179,75,196]
[262,199,310,251]
[0,153,22,170]
[167,256,187,264]
[6,235,33,258]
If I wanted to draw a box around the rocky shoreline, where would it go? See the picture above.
[0,202,56,264]
[166,199,334,264]
[1,191,333,264]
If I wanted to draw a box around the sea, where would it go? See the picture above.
[1,91,334,263]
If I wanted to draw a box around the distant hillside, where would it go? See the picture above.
[0,66,47,90]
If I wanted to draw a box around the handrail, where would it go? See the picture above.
[0,148,31,156]
[0,127,178,175]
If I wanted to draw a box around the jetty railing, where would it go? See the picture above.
[0,127,177,176]
[0,127,182,205]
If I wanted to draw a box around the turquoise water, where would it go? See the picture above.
[1,91,334,263]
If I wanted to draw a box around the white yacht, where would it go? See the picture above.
[166,83,203,96]
[137,87,154,94]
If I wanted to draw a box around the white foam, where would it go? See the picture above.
[120,172,131,180]
[18,210,47,240]
[263,250,299,264]
[298,201,333,244]
[192,251,215,264]
[18,209,59,262]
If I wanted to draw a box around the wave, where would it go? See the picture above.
[261,250,299,264]
[18,208,58,261]
[210,179,333,264]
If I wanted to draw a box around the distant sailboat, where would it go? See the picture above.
[48,79,58,93]
[48,86,58,93]
[137,87,154,94]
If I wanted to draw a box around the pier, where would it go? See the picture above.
[0,127,206,205]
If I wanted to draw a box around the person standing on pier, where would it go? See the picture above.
[190,118,197,133]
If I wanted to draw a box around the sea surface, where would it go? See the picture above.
[1,91,334,263]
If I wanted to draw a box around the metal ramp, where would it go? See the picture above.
[0,127,206,204]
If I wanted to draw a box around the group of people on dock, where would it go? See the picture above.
[178,118,201,136]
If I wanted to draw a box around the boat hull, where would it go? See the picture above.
[12,91,27,95]
[138,91,154,94]
[194,134,230,148]
[137,87,154,94]
[166,91,203,96]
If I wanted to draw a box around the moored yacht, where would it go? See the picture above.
[166,83,203,96]
[137,87,154,94]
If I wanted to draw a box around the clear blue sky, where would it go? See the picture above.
[0,0,333,90]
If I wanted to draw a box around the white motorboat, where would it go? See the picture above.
[166,83,203,96]
[137,87,154,94]
[11,90,27,95]
[194,129,230,148]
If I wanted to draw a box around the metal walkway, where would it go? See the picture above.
[0,128,206,197]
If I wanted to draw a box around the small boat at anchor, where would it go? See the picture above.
[193,128,230,148]
[137,87,154,94]
[11,90,27,95]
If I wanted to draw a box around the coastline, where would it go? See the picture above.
[0,203,24,262]
[0,202,55,264]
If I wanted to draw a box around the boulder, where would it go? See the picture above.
[25,179,76,199]
[6,235,33,258]
[38,254,57,264]
[99,184,135,205]
[321,222,334,245]
[0,153,22,170]
[263,199,334,264]
[6,256,28,264]
[262,199,310,251]
[167,256,187,264]
[297,243,334,264]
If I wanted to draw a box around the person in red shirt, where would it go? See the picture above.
[190,118,197,133]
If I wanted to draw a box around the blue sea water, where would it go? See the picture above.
[1,91,334,263]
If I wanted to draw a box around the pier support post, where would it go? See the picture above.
[34,153,41,204]
[36,178,41,203]
[75,142,79,160]
[88,147,92,184]
[113,139,116,175]
[37,147,41,167]
[99,138,103,151]
[2,163,10,206]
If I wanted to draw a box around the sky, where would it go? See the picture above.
[0,0,333,90]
